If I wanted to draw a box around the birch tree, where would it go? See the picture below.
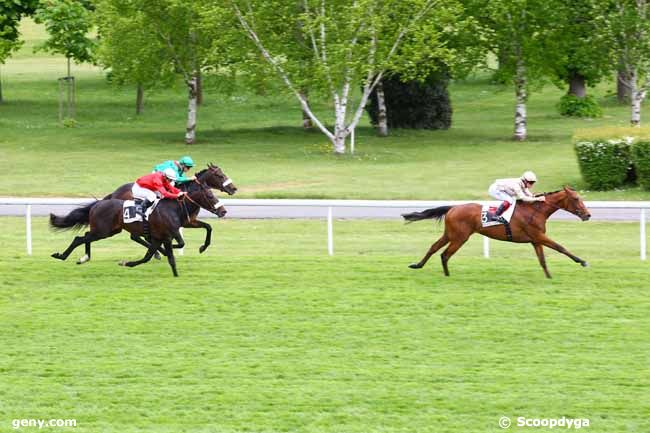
[605,0,650,126]
[224,0,456,154]
[468,0,559,140]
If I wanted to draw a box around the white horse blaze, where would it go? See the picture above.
[222,178,233,187]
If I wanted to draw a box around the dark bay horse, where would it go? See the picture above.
[403,187,591,278]
[50,182,225,276]
[104,163,237,254]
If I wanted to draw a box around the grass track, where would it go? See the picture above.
[1,217,649,432]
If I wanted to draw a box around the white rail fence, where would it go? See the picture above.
[2,198,649,260]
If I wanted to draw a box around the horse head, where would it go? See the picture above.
[187,182,227,218]
[195,163,237,195]
[555,187,591,221]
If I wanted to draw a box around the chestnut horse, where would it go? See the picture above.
[402,187,591,278]
[105,163,237,254]
[50,182,225,276]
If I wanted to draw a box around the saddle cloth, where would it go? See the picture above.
[122,200,142,224]
[480,202,516,227]
[122,199,160,224]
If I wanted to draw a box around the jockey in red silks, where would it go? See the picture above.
[488,171,545,223]
[131,168,185,218]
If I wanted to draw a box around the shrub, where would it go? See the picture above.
[574,138,632,190]
[365,70,452,130]
[631,141,650,190]
[558,94,603,118]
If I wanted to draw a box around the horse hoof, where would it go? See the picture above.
[199,245,207,254]
[409,263,422,269]
[118,260,128,267]
[76,254,89,265]
[581,261,589,267]
[154,252,161,260]
[51,253,63,260]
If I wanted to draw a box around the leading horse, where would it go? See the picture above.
[402,187,591,278]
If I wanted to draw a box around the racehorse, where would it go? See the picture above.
[105,163,237,254]
[402,187,591,278]
[50,182,225,276]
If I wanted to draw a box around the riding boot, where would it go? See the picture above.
[494,201,510,223]
[139,199,153,220]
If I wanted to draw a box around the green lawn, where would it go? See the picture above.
[1,217,649,432]
[2,21,650,200]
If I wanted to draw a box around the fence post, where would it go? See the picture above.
[327,206,333,256]
[483,236,490,258]
[26,204,32,256]
[178,227,184,256]
[642,209,647,261]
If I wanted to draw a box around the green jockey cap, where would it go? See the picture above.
[153,160,192,183]
[179,156,195,167]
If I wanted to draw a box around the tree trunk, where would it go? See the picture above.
[300,89,313,129]
[185,76,198,144]
[333,100,347,154]
[136,84,144,115]
[617,68,631,104]
[568,70,587,98]
[513,55,527,141]
[376,80,388,137]
[196,69,203,106]
[514,57,528,141]
[630,69,646,126]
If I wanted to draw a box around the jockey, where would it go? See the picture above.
[132,168,185,218]
[153,156,196,184]
[488,171,545,222]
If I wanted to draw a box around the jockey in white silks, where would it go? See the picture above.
[488,171,545,222]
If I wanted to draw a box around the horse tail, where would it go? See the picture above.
[402,206,453,223]
[49,201,98,231]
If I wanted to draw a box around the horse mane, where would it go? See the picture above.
[536,187,574,197]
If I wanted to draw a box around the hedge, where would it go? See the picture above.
[574,138,633,190]
[631,141,650,190]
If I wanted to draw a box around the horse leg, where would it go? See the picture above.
[76,237,92,265]
[53,231,101,261]
[163,239,179,277]
[533,243,552,279]
[172,232,185,250]
[130,233,167,258]
[537,234,588,267]
[183,219,211,253]
[409,233,449,269]
[440,237,470,277]
[120,239,162,268]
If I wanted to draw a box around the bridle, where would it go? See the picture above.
[528,192,585,223]
[197,166,234,192]
[178,184,223,221]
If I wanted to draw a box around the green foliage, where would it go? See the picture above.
[366,71,452,129]
[558,94,603,118]
[0,0,39,63]
[547,0,615,90]
[33,0,95,66]
[631,141,650,190]
[574,138,633,190]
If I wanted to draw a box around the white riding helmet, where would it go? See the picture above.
[163,168,178,181]
[521,170,537,183]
